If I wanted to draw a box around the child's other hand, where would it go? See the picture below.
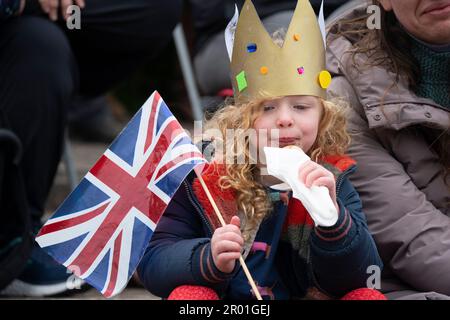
[211,216,243,274]
[298,161,339,212]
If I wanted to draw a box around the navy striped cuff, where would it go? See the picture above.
[197,243,236,284]
[314,202,352,242]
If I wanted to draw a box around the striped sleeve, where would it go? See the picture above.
[314,204,353,243]
[192,242,236,285]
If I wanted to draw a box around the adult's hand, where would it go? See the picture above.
[38,0,85,21]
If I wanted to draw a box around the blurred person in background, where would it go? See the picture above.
[0,0,182,297]
[327,0,450,299]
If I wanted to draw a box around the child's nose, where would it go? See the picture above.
[276,111,294,128]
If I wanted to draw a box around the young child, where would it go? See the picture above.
[137,0,383,300]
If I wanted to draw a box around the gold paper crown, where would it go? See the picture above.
[230,0,331,103]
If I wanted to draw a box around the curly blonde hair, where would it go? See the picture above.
[203,97,350,240]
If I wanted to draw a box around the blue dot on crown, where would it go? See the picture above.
[247,43,257,53]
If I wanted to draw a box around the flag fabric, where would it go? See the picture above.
[36,91,207,298]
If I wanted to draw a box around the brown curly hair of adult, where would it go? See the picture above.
[202,97,350,240]
[332,0,449,185]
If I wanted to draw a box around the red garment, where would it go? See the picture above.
[167,285,387,300]
[167,285,219,300]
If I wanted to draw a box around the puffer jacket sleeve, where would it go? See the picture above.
[309,176,383,298]
[137,180,234,298]
[342,113,450,295]
[327,49,450,295]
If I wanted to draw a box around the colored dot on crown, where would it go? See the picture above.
[247,43,257,53]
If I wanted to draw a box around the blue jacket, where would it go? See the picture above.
[137,161,383,299]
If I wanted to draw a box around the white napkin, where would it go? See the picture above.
[264,147,338,227]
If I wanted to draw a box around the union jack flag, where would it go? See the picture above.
[36,91,207,298]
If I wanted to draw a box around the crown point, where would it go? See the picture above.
[297,67,305,75]
[247,43,257,53]
[236,71,248,92]
[260,66,268,75]
[318,70,332,89]
[293,34,301,41]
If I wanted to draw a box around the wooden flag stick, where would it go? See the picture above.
[195,172,263,300]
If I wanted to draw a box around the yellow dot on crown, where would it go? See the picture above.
[260,66,268,75]
[293,34,301,41]
[318,70,332,89]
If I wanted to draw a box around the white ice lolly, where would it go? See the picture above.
[264,146,338,227]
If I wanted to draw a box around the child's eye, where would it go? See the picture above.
[293,105,308,110]
[263,105,275,111]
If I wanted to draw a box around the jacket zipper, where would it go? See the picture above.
[183,181,214,237]
[335,164,357,197]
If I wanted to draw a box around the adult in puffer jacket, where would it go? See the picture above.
[326,0,450,300]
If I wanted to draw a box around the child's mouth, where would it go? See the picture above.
[278,138,299,148]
